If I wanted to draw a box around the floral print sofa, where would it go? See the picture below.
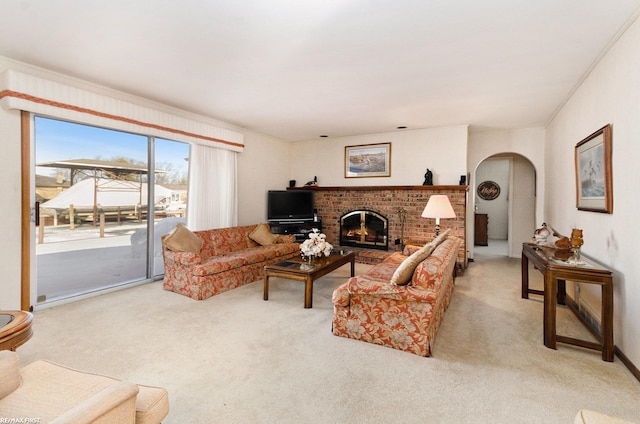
[162,224,299,300]
[332,232,461,356]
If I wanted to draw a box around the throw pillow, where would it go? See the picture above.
[163,224,203,253]
[249,223,279,246]
[390,242,437,286]
[0,351,21,399]
[432,228,451,247]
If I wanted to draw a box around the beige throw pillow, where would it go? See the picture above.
[163,224,203,253]
[390,242,436,286]
[249,223,279,246]
[431,228,451,248]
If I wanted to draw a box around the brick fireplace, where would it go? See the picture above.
[291,185,467,265]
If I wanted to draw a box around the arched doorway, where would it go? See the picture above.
[473,153,536,258]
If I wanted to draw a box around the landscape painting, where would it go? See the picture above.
[575,124,613,213]
[345,143,391,178]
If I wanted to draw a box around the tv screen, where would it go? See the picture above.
[267,190,314,221]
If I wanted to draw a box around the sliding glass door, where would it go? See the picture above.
[34,117,189,304]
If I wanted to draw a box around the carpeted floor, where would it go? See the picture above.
[16,252,640,423]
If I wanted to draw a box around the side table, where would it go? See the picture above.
[521,242,613,362]
[0,310,34,351]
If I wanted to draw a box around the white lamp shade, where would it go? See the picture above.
[421,195,456,219]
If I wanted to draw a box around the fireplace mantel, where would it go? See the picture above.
[289,185,468,192]
[296,185,468,266]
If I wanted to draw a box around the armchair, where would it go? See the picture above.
[0,351,169,424]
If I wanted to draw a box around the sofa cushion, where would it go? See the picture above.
[390,242,436,286]
[0,351,21,400]
[192,255,249,276]
[209,226,254,255]
[164,224,203,253]
[249,223,279,246]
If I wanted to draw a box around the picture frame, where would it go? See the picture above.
[575,124,613,213]
[345,142,391,178]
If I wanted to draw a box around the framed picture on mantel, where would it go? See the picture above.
[345,142,391,178]
[575,124,612,213]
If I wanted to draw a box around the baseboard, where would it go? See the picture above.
[615,346,640,382]
[565,296,640,383]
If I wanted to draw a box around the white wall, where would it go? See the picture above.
[467,128,546,259]
[237,131,293,225]
[0,96,23,309]
[545,15,640,366]
[510,155,536,257]
[291,125,469,187]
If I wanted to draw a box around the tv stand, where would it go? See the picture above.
[269,220,322,242]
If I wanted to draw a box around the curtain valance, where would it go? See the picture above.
[0,69,244,152]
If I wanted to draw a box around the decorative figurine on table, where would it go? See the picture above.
[305,176,318,186]
[422,169,433,185]
[533,223,551,244]
[568,228,585,265]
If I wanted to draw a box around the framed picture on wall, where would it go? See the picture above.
[575,124,613,213]
[345,142,391,178]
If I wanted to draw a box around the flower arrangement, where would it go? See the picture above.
[300,228,333,259]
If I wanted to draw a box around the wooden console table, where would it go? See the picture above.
[521,242,613,362]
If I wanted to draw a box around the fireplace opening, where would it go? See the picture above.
[340,210,388,250]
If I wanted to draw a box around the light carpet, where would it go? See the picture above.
[16,253,640,423]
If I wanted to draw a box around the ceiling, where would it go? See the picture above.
[1,0,639,141]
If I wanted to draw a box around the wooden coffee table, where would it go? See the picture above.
[0,310,34,351]
[263,251,355,308]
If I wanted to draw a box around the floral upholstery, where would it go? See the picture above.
[332,237,461,356]
[162,224,299,300]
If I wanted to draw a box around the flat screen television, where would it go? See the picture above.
[267,190,314,222]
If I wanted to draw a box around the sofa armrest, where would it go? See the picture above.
[163,249,202,266]
[50,381,139,424]
[0,350,21,399]
[345,276,437,303]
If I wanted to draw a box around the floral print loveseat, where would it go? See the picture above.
[332,232,461,356]
[162,224,299,300]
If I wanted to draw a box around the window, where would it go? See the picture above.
[34,116,189,303]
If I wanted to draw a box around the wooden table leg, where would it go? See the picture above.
[521,252,529,299]
[602,280,614,362]
[557,279,566,305]
[544,273,557,349]
[304,276,313,308]
[350,258,355,277]
[263,274,269,301]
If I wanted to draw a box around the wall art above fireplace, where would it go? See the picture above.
[344,142,391,178]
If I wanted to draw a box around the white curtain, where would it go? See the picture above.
[187,144,238,231]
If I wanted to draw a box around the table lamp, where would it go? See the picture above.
[421,195,456,237]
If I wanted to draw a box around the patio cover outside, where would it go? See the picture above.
[37,158,168,218]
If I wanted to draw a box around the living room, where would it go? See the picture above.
[1,2,640,422]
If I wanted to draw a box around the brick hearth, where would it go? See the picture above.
[293,185,467,265]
